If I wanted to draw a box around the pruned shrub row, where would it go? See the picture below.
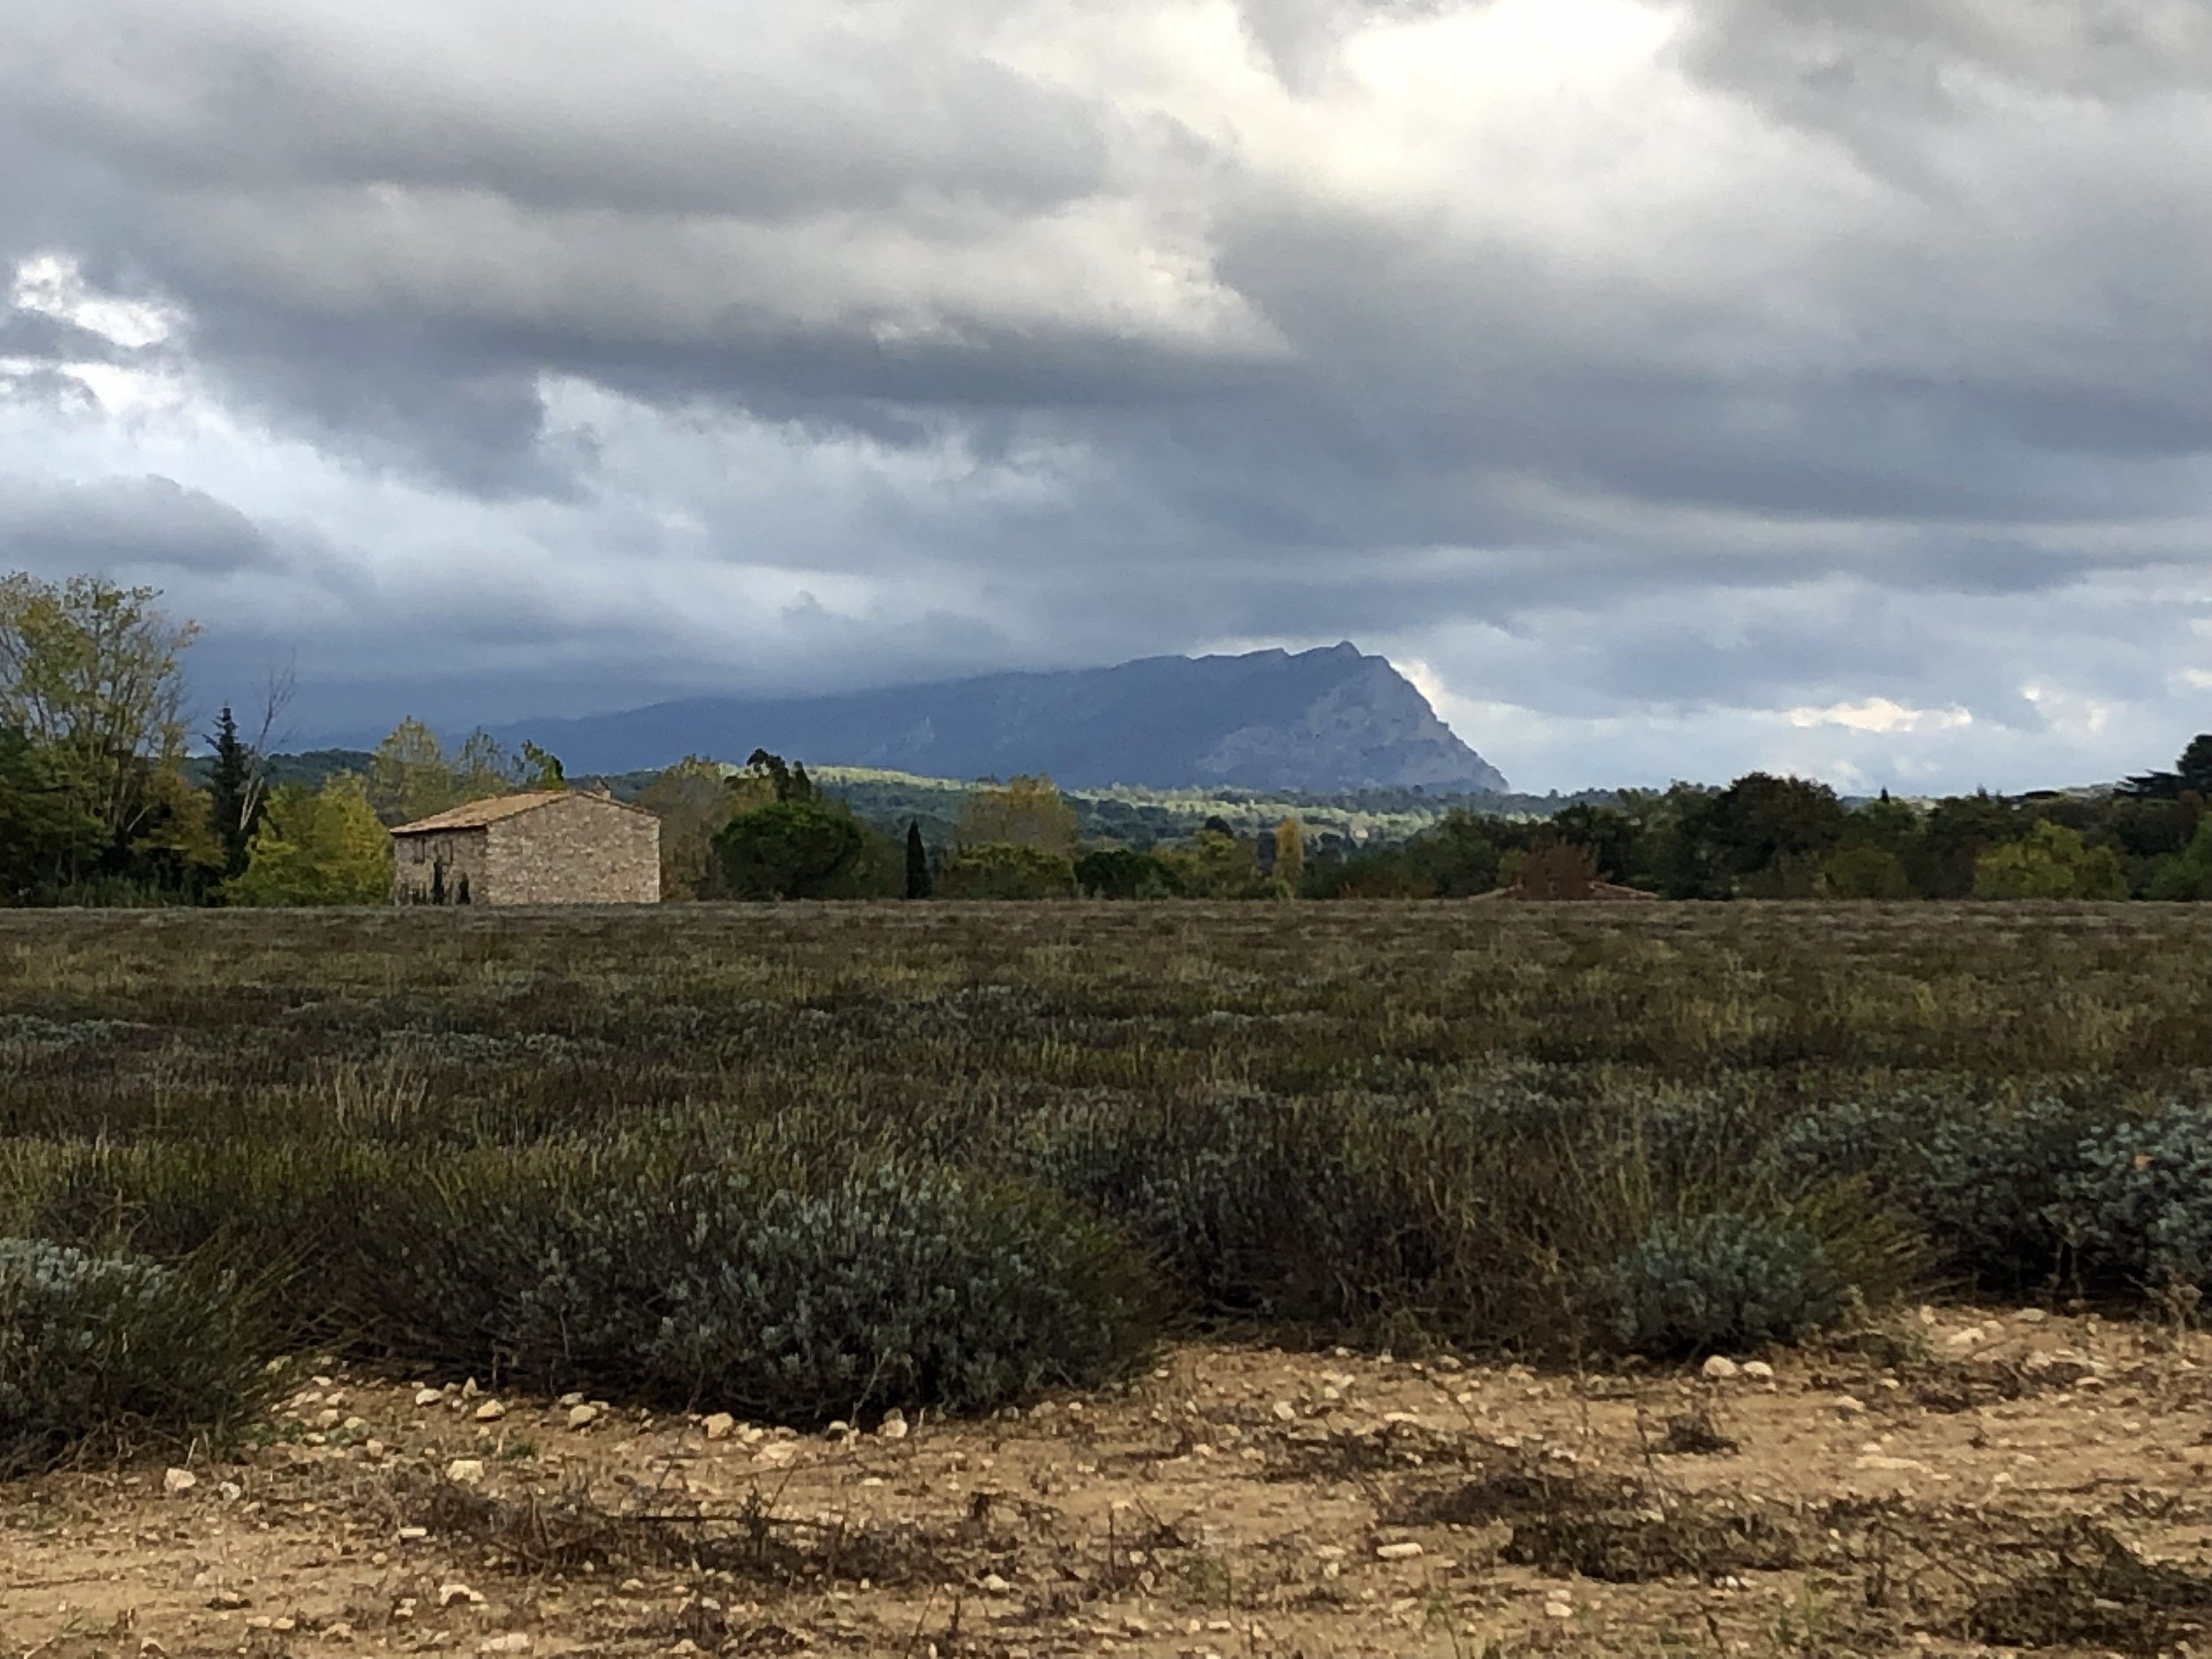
[5,1143,1161,1426]
[0,1238,275,1479]
[15,1085,2212,1421]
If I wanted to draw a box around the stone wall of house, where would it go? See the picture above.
[482,795,662,905]
[391,828,492,904]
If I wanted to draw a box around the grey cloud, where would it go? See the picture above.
[0,476,282,575]
[0,305,136,365]
[1,0,2210,789]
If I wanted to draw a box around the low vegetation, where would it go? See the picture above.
[5,901,2212,1471]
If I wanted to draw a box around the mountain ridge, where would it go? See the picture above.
[484,643,1509,793]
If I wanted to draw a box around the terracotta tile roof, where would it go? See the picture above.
[389,789,653,835]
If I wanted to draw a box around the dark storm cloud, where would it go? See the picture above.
[0,476,280,575]
[0,0,2208,788]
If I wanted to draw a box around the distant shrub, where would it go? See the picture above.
[0,1240,274,1478]
[1972,821,2128,900]
[939,843,1078,900]
[1074,847,1181,900]
[713,800,864,899]
[2061,1103,2212,1291]
[346,1158,1158,1421]
[1599,1212,1845,1357]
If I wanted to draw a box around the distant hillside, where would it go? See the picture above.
[486,644,1509,793]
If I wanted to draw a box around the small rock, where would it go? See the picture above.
[205,1590,251,1610]
[439,1583,486,1608]
[567,1404,600,1430]
[752,1441,798,1466]
[1544,1600,1574,1620]
[1741,1361,1775,1382]
[1833,1396,1867,1418]
[702,1412,736,1441]
[217,1481,243,1502]
[397,1526,429,1541]
[619,1578,648,1595]
[558,1391,585,1407]
[980,1573,1012,1595]
[1271,1401,1297,1422]
[1855,1453,1929,1474]
[1700,1356,1741,1381]
[445,1458,487,1485]
[474,1400,507,1423]
[2017,1308,2049,1324]
[879,1409,910,1441]
[477,1637,532,1656]
[162,1467,198,1496]
[415,1387,444,1408]
[1375,1541,1424,1561]
[461,1377,480,1398]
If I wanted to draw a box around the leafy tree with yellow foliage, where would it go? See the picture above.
[1972,820,2126,900]
[226,775,393,906]
[958,775,1078,856]
[1272,817,1305,896]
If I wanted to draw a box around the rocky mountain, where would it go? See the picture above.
[493,644,1508,794]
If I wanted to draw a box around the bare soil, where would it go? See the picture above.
[9,1308,2212,1659]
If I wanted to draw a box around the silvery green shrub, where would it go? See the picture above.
[0,1239,272,1477]
[1600,1212,1844,1357]
[351,1160,1158,1423]
[2060,1103,2212,1291]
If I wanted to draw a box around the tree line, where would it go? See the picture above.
[5,569,2210,906]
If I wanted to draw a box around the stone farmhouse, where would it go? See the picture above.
[390,790,661,906]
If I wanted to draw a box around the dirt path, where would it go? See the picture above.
[7,1308,2212,1658]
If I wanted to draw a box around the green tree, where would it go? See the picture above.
[1820,844,1914,900]
[1548,803,1639,883]
[958,775,1079,856]
[2148,816,2212,900]
[713,799,864,899]
[905,820,933,900]
[1923,792,2029,899]
[1699,772,1848,893]
[1972,820,2128,900]
[1157,825,1268,898]
[204,705,262,878]
[225,775,393,906]
[450,729,522,800]
[518,741,565,790]
[0,725,104,901]
[635,758,762,900]
[2119,735,2212,800]
[367,718,459,826]
[1403,809,1506,896]
[938,842,1079,899]
[745,749,817,803]
[1075,846,1181,899]
[0,571,198,855]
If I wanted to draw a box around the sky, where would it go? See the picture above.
[2,0,2209,794]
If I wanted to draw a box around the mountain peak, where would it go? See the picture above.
[495,647,1509,793]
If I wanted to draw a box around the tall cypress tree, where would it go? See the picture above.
[206,704,259,878]
[905,820,932,900]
